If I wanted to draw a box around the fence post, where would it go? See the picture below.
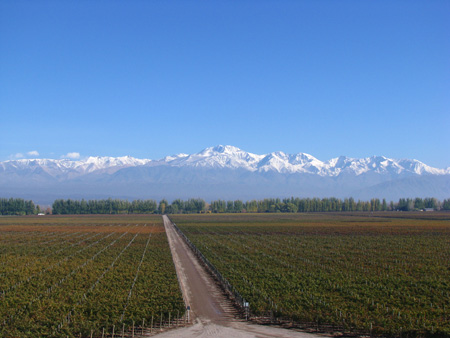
[169,216,249,321]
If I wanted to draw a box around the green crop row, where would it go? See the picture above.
[0,215,184,338]
[173,212,450,337]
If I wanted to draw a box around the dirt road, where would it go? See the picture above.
[161,215,322,338]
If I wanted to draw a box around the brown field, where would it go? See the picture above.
[0,214,164,234]
[0,214,184,338]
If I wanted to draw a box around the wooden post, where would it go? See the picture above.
[102,328,105,338]
[132,320,135,337]
[112,325,115,338]
[177,310,179,327]
[160,313,163,331]
[142,318,145,335]
[169,312,171,327]
[90,330,93,338]
[122,323,125,338]
[151,315,153,333]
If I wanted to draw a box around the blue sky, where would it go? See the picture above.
[1,1,449,167]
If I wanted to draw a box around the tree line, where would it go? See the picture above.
[52,198,158,215]
[210,197,447,213]
[50,197,449,215]
[1,196,449,216]
[51,198,207,215]
[0,198,40,215]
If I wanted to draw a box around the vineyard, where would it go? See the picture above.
[171,212,450,337]
[0,215,185,337]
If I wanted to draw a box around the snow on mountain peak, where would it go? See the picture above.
[81,156,151,171]
[256,151,326,174]
[199,145,243,156]
[212,145,238,153]
[1,146,448,178]
[166,145,263,170]
[397,159,443,175]
[163,153,189,162]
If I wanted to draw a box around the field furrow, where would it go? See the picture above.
[172,212,450,337]
[0,215,185,338]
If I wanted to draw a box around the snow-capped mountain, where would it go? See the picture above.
[0,156,151,179]
[156,145,448,176]
[161,145,265,171]
[1,145,447,177]
[1,145,449,203]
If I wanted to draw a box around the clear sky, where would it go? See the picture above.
[1,1,449,168]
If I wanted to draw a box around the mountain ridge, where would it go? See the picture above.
[1,145,448,178]
[1,145,449,204]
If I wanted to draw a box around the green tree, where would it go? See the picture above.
[158,199,168,214]
[234,200,244,213]
[442,199,450,210]
[286,203,298,213]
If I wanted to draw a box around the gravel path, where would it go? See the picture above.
[161,215,323,338]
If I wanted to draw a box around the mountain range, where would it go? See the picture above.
[1,145,449,204]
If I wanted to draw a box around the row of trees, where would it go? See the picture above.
[1,196,448,215]
[158,198,206,214]
[48,197,450,215]
[52,198,158,214]
[51,198,207,215]
[210,197,448,213]
[396,197,442,211]
[210,197,374,213]
[0,198,40,215]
